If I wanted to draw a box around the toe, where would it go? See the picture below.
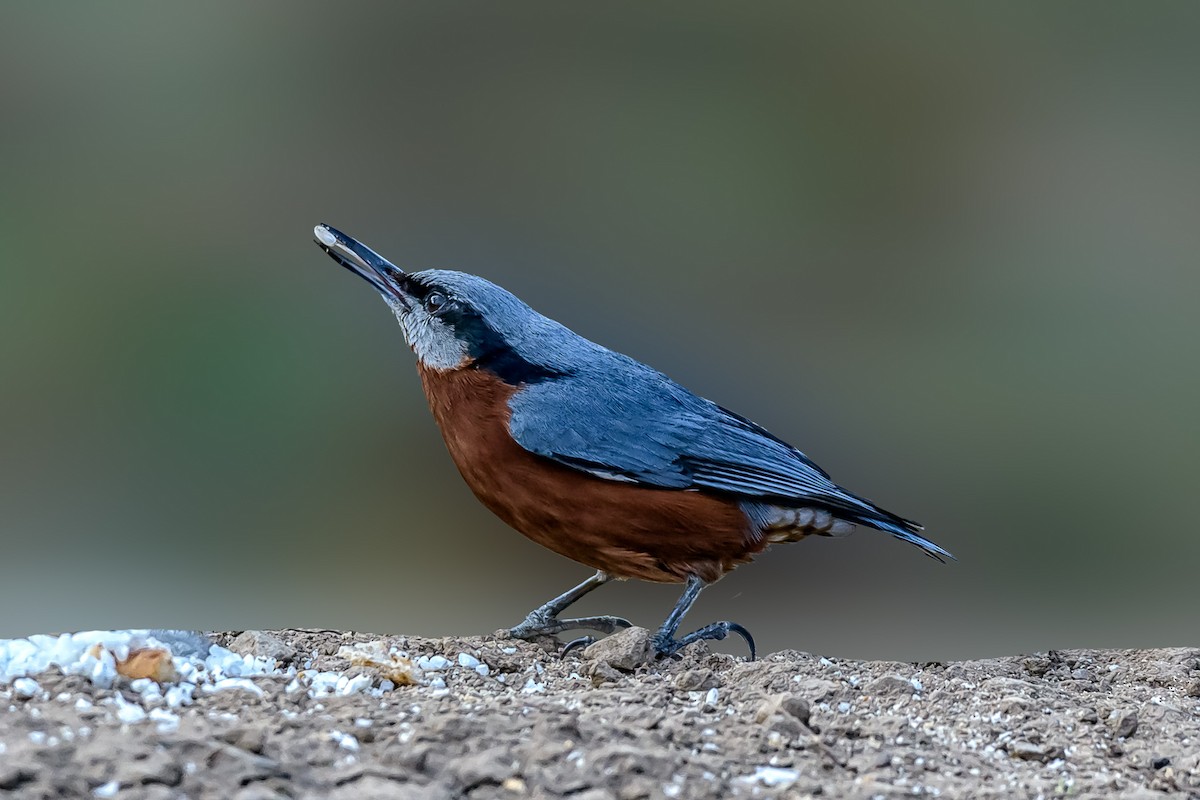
[560,636,595,658]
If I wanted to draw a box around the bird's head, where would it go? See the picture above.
[314,224,572,381]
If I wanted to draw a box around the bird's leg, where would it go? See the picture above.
[508,570,632,639]
[651,574,756,661]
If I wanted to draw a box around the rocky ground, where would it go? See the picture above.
[2,628,1199,799]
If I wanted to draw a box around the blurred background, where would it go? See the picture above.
[2,3,1197,661]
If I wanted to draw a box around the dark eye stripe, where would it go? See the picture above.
[404,281,568,385]
[398,274,434,303]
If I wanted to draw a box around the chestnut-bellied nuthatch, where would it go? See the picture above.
[314,224,951,659]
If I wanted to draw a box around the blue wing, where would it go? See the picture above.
[508,363,858,507]
[507,357,951,561]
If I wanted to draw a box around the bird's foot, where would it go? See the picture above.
[508,611,632,640]
[653,621,756,661]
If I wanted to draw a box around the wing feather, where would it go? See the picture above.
[507,360,950,560]
[507,363,862,508]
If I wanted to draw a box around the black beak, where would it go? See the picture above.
[313,224,411,308]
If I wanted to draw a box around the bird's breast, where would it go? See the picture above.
[416,364,517,482]
[414,364,760,583]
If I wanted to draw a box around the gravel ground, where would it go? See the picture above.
[2,628,1199,799]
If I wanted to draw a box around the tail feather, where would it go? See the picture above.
[835,499,954,563]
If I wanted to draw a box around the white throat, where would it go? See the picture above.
[395,306,469,370]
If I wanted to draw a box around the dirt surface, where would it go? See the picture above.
[3,628,1200,799]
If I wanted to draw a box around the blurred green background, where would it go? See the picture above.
[2,3,1197,661]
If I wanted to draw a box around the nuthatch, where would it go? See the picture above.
[314,224,951,659]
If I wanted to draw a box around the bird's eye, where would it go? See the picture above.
[426,292,448,312]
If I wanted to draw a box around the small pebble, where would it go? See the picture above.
[329,730,359,752]
[114,697,147,724]
[419,655,451,671]
[1113,711,1138,739]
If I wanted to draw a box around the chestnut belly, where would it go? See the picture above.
[417,364,762,583]
[466,453,759,583]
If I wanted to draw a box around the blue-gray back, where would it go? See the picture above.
[505,335,874,513]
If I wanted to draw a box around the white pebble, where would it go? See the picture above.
[165,684,195,708]
[114,696,147,724]
[338,674,373,696]
[174,661,199,682]
[457,653,480,669]
[703,688,720,708]
[304,671,342,696]
[738,766,800,788]
[93,781,120,798]
[329,730,359,752]
[475,664,490,677]
[418,655,451,671]
[12,677,41,698]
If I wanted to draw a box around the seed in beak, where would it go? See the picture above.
[314,225,338,247]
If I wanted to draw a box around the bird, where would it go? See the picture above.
[313,224,951,660]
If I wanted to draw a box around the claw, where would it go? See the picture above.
[723,622,757,661]
[653,620,756,661]
[561,636,595,658]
